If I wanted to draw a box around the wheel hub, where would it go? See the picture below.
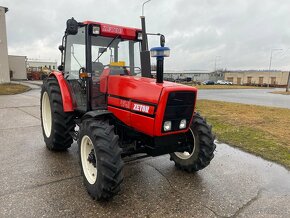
[81,135,97,184]
[87,149,96,167]
[174,128,196,160]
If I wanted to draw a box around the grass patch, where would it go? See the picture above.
[0,83,30,95]
[196,100,290,169]
[271,91,290,95]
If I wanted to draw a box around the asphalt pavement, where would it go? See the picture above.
[198,88,290,109]
[0,83,289,217]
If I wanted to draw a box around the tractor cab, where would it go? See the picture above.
[60,19,142,112]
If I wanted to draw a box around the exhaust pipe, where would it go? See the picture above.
[156,57,164,83]
[139,0,170,82]
[140,16,151,78]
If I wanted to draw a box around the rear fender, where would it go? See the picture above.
[49,71,74,112]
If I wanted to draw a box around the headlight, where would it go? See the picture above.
[179,119,186,129]
[92,26,100,35]
[163,121,172,132]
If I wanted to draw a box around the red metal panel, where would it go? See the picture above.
[108,96,154,115]
[108,106,131,126]
[49,71,74,112]
[130,113,155,136]
[108,96,131,110]
[107,76,163,104]
[99,68,110,93]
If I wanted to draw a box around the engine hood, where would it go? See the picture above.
[107,75,197,104]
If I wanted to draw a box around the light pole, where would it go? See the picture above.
[142,0,151,16]
[268,48,282,87]
[214,56,221,72]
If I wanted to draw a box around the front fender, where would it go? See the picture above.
[49,71,74,112]
[81,110,112,121]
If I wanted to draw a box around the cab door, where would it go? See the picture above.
[64,26,87,111]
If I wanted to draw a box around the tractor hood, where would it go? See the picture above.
[106,75,196,105]
[106,75,197,136]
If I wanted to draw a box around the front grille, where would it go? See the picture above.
[163,91,195,132]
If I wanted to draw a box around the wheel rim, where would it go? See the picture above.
[81,135,97,184]
[41,92,52,137]
[174,128,196,160]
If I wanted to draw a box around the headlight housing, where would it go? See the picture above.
[179,119,187,129]
[163,121,172,132]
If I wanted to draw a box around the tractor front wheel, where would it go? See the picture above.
[170,113,216,172]
[78,119,124,200]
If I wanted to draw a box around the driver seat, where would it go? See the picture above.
[92,62,104,76]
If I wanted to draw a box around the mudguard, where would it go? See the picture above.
[81,110,112,121]
[49,71,74,112]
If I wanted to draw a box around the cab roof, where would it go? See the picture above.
[82,21,141,40]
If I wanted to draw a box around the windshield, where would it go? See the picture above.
[91,35,141,75]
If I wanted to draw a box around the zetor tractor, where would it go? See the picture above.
[40,17,216,200]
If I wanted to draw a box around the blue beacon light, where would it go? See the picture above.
[150,47,170,83]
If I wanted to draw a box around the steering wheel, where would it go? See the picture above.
[79,67,86,75]
[77,67,87,90]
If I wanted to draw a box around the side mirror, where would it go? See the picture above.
[58,45,65,52]
[66,17,78,35]
[160,35,165,47]
[58,65,64,71]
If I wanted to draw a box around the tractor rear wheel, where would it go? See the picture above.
[170,113,216,172]
[40,77,75,151]
[78,119,124,200]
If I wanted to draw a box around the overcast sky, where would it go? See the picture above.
[2,0,290,71]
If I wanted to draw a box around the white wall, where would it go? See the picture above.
[9,55,27,80]
[0,6,10,83]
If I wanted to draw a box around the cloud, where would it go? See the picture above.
[2,0,290,70]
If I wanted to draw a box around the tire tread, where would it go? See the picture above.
[40,77,74,151]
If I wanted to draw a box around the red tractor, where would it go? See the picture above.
[40,17,215,200]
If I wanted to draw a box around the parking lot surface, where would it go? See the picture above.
[198,88,290,109]
[0,84,289,217]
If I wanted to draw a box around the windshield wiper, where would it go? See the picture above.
[94,35,119,62]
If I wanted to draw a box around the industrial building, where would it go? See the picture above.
[0,6,9,83]
[224,70,290,86]
[151,70,223,82]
